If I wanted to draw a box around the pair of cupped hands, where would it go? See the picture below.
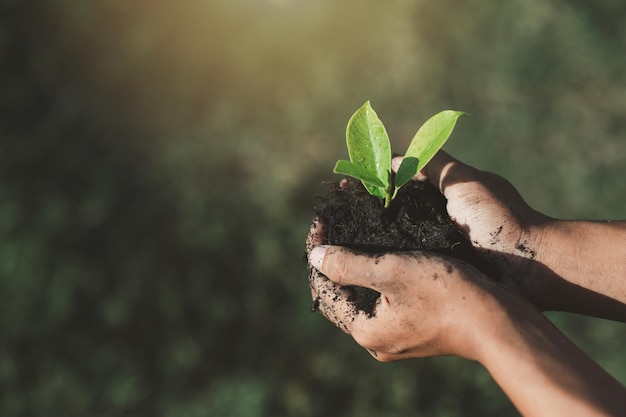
[306,151,549,362]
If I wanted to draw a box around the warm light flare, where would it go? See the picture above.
[33,0,419,133]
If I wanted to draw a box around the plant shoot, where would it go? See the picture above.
[334,101,467,208]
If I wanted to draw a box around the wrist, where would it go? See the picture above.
[443,274,527,362]
[516,218,559,310]
[527,219,626,317]
[526,219,596,311]
[469,288,544,365]
[469,285,626,417]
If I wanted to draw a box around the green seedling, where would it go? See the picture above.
[334,101,467,208]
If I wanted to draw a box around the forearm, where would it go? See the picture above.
[473,292,626,417]
[533,220,626,320]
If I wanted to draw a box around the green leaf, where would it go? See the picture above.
[394,156,419,191]
[395,110,467,190]
[334,161,387,199]
[345,101,392,196]
[333,160,386,188]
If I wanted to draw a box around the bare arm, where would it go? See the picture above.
[532,220,626,318]
[474,286,626,417]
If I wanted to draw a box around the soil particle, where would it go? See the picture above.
[313,178,485,316]
[490,225,503,245]
[515,242,536,259]
[310,297,321,313]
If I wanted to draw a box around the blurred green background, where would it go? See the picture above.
[1,0,626,416]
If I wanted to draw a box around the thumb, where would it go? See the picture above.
[422,151,481,198]
[420,150,459,191]
[391,151,462,185]
[309,245,388,289]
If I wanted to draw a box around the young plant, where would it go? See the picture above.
[334,101,467,208]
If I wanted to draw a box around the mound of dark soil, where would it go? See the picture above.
[313,178,481,316]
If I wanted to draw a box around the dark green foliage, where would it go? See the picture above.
[1,1,626,416]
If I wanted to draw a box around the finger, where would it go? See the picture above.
[339,178,351,189]
[421,150,458,187]
[308,266,360,334]
[309,245,392,290]
[392,151,467,185]
[391,156,403,173]
[391,156,428,181]
[305,219,325,254]
[423,151,480,198]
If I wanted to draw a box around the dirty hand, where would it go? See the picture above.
[306,223,626,416]
[306,221,505,362]
[392,151,552,308]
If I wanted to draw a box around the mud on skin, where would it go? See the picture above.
[309,178,487,317]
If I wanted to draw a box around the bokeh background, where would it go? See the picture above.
[2,0,626,416]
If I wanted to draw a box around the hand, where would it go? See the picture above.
[393,151,553,308]
[306,223,626,417]
[306,221,505,362]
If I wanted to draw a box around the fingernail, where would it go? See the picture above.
[309,246,328,270]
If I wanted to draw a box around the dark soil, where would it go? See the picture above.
[313,178,482,316]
